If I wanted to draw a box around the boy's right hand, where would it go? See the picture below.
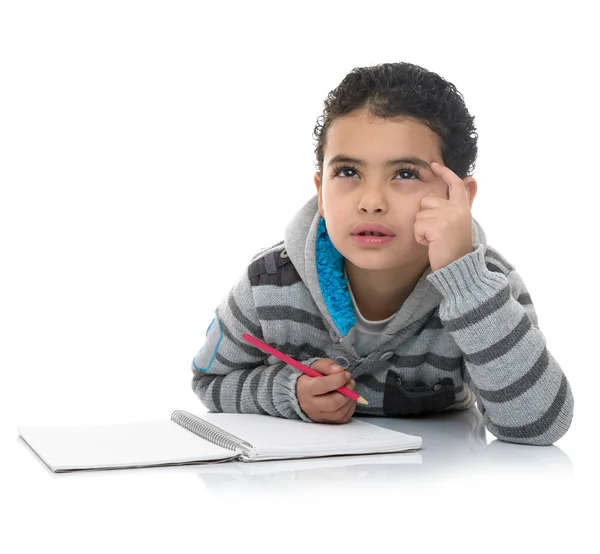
[296,358,356,424]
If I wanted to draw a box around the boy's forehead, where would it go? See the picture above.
[326,113,441,162]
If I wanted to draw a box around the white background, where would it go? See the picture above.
[1,1,598,552]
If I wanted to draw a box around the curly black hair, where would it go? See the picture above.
[312,62,478,180]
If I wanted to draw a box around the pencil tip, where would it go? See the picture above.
[357,397,369,406]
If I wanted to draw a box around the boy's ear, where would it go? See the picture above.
[314,172,325,218]
[464,176,478,209]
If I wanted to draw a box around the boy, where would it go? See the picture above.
[190,62,573,446]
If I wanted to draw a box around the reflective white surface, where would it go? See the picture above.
[189,408,574,493]
[5,405,591,553]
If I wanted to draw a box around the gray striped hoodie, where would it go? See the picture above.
[191,194,573,445]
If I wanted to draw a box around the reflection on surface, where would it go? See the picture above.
[194,407,573,493]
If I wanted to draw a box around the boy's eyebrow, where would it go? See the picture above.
[327,154,432,170]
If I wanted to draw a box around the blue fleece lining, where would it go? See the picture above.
[316,218,356,337]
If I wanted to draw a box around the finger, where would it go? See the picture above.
[340,400,357,421]
[310,371,352,395]
[316,379,357,412]
[321,397,356,423]
[413,219,431,246]
[415,207,444,220]
[315,362,346,376]
[320,392,354,413]
[420,193,445,210]
[430,162,468,204]
[317,390,353,413]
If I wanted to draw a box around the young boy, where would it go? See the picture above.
[190,62,573,446]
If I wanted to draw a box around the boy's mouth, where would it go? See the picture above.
[351,222,396,237]
[351,234,396,247]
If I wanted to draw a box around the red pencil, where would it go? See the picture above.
[242,333,369,405]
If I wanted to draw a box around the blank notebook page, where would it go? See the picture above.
[18,420,236,471]
[199,413,421,458]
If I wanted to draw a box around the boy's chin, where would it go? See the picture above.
[342,246,428,272]
[344,254,405,272]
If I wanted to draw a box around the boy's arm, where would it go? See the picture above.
[426,244,574,446]
[191,271,317,422]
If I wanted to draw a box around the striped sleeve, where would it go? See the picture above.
[190,270,316,422]
[426,244,574,445]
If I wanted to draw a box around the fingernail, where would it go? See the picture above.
[344,371,351,379]
[331,364,341,370]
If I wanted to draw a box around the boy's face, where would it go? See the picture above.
[314,107,477,273]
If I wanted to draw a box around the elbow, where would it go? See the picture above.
[191,367,218,411]
[488,399,574,447]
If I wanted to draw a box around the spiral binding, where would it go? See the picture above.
[171,410,253,454]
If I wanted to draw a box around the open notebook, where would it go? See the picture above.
[18,410,422,473]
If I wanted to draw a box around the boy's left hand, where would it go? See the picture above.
[414,162,474,272]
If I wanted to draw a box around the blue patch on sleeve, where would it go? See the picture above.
[192,314,222,371]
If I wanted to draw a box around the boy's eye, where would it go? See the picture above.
[395,169,420,180]
[334,166,359,178]
[332,165,421,180]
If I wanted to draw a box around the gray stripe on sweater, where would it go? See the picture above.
[486,262,504,273]
[191,370,219,405]
[485,247,515,272]
[441,286,530,339]
[358,374,386,394]
[218,313,264,358]
[444,286,511,332]
[486,374,570,439]
[215,352,262,370]
[210,374,224,412]
[259,365,283,416]
[466,313,531,366]
[249,371,269,415]
[478,347,548,403]
[270,341,329,362]
[256,305,328,333]
[235,370,254,413]
[228,290,263,340]
[518,293,532,305]
[218,371,246,413]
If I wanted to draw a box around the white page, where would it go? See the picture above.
[18,420,236,472]
[198,413,422,460]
